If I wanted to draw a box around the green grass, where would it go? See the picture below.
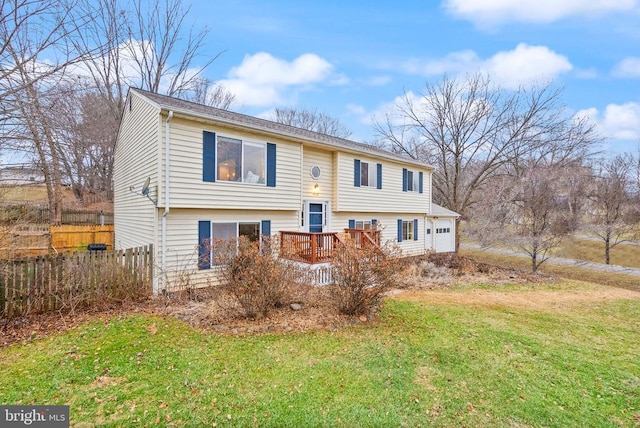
[462,248,640,292]
[556,237,640,269]
[1,281,639,427]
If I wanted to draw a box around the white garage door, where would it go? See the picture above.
[434,219,454,253]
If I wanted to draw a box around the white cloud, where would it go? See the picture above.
[217,52,334,106]
[481,44,572,88]
[363,91,426,127]
[577,102,640,141]
[443,0,639,27]
[346,104,367,116]
[613,57,640,78]
[403,50,480,76]
[402,43,572,89]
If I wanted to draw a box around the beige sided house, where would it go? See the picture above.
[114,88,458,293]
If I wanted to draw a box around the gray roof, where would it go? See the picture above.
[131,88,433,170]
[430,203,460,217]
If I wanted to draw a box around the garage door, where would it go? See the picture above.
[434,219,454,253]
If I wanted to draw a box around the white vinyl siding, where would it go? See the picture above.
[330,212,428,256]
[114,92,160,250]
[160,208,298,290]
[162,118,301,210]
[335,152,432,214]
[302,148,334,201]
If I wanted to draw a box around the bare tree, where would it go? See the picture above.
[48,86,119,202]
[465,163,575,273]
[50,0,229,206]
[183,77,235,109]
[0,0,90,115]
[1,0,97,223]
[270,107,353,139]
[125,0,219,97]
[508,165,572,273]
[585,154,640,264]
[375,73,600,251]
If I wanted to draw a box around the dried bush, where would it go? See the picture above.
[329,239,403,316]
[400,259,451,288]
[215,236,297,319]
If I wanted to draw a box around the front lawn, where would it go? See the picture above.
[1,280,639,427]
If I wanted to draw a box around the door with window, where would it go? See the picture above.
[308,203,324,233]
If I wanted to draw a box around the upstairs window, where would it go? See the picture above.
[360,162,378,188]
[406,170,419,192]
[402,169,423,193]
[354,159,382,189]
[203,131,276,186]
[217,137,265,184]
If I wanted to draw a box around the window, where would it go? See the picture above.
[436,227,451,234]
[406,170,419,192]
[402,220,414,240]
[397,218,418,242]
[204,131,275,185]
[355,220,372,230]
[198,220,268,269]
[360,162,378,188]
[402,169,423,193]
[211,222,260,265]
[354,160,382,189]
[217,136,265,184]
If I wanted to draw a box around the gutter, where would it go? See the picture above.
[161,110,174,293]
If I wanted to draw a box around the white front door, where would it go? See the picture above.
[304,200,329,233]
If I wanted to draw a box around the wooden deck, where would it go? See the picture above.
[280,229,381,264]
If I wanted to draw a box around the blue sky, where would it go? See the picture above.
[184,0,640,155]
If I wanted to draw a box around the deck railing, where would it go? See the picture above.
[280,231,343,264]
[280,229,381,264]
[344,228,381,249]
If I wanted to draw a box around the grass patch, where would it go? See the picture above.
[1,281,639,427]
[556,237,640,269]
[461,248,640,292]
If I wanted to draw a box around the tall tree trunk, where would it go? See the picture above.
[605,235,610,265]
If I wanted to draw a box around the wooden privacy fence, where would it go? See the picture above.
[50,224,114,253]
[0,224,114,258]
[0,245,153,318]
[0,206,113,225]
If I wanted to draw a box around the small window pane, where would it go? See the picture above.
[407,171,414,191]
[369,163,377,188]
[355,221,371,230]
[243,143,265,184]
[212,223,236,243]
[239,222,260,242]
[360,161,369,186]
[217,137,242,182]
[402,220,414,240]
[212,222,236,265]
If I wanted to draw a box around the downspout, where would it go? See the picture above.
[161,110,174,293]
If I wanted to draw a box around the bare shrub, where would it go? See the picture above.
[215,236,298,319]
[400,259,451,288]
[329,240,403,316]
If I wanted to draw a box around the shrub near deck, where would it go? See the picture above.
[0,280,638,427]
